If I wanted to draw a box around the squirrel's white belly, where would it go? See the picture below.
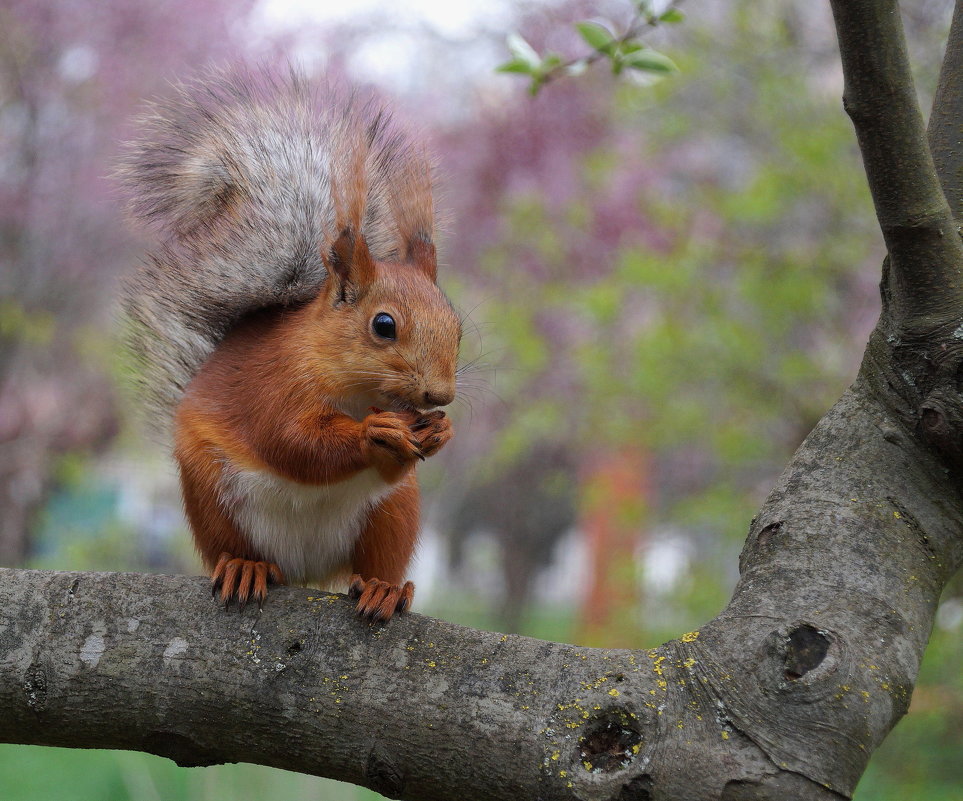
[222,467,393,585]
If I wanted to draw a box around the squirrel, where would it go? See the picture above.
[118,69,461,621]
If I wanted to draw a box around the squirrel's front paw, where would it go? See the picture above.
[361,410,424,466]
[349,574,414,623]
[211,552,285,609]
[410,410,453,458]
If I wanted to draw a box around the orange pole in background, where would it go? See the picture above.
[577,448,650,646]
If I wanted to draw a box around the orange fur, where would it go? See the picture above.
[352,473,420,585]
[122,70,458,618]
[173,246,459,614]
[347,474,420,622]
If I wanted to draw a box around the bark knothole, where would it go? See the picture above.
[756,623,846,700]
[756,522,782,549]
[578,712,644,773]
[542,694,656,797]
[739,519,784,574]
[783,625,831,681]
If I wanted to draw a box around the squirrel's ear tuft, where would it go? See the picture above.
[388,144,437,279]
[322,228,376,303]
[406,233,437,283]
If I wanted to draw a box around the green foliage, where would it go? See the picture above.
[28,450,194,575]
[576,21,616,53]
[29,455,137,570]
[0,745,385,801]
[496,4,681,94]
[496,33,567,95]
[617,48,677,75]
[466,0,883,650]
[472,4,961,793]
[0,299,55,345]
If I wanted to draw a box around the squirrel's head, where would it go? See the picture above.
[312,228,461,415]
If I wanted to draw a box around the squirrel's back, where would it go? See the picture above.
[119,68,435,432]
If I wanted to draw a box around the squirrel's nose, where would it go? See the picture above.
[423,389,454,408]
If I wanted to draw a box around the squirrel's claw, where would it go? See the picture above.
[363,412,428,467]
[411,410,446,431]
[210,552,285,610]
[411,413,453,459]
[348,574,414,623]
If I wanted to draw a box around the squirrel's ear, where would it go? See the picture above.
[322,228,376,303]
[406,234,437,283]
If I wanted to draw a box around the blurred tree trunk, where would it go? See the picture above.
[2,2,963,800]
[578,449,649,645]
[447,443,577,633]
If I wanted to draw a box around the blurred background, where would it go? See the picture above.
[1,0,961,798]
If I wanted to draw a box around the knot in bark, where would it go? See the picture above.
[919,385,963,468]
[579,712,644,773]
[783,625,831,681]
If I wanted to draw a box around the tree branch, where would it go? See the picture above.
[830,0,963,331]
[928,0,963,220]
[3,380,961,800]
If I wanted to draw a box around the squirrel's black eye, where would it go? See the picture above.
[372,312,397,340]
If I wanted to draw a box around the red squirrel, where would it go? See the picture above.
[119,69,460,621]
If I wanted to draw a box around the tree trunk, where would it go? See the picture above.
[2,2,963,799]
[578,449,649,645]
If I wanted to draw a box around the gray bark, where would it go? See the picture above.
[929,0,963,222]
[2,2,963,799]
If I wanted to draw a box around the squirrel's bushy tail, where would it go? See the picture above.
[118,67,435,433]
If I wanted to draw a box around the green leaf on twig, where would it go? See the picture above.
[659,9,686,23]
[496,57,535,75]
[506,33,540,67]
[576,21,616,54]
[623,49,678,74]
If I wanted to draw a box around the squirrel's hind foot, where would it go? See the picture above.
[211,552,285,610]
[349,574,414,623]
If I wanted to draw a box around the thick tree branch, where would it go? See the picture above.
[831,1,963,471]
[928,0,963,220]
[2,380,961,801]
[830,0,963,331]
